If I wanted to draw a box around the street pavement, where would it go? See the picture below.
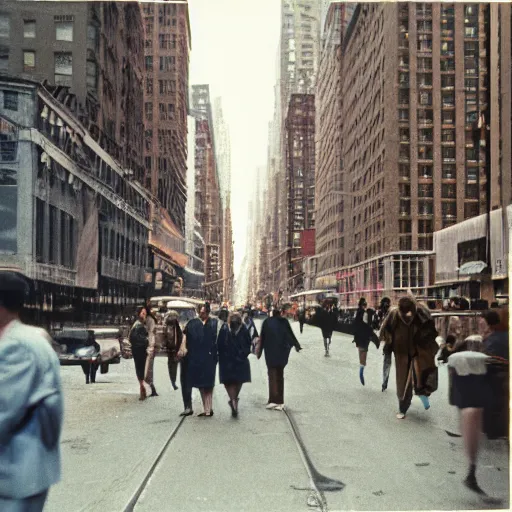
[45,320,509,512]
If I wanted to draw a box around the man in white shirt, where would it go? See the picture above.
[0,272,64,511]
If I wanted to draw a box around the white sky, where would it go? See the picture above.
[188,0,281,279]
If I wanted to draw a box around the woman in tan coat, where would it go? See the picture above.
[379,296,439,419]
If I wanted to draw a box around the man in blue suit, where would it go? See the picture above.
[0,272,64,511]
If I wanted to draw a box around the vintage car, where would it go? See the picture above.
[53,327,122,375]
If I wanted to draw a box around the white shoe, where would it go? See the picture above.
[274,404,285,411]
[266,403,278,409]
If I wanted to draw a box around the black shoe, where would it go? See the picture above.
[150,385,159,397]
[179,408,193,417]
[464,474,486,495]
[172,383,179,391]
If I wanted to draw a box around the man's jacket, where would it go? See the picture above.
[0,320,64,499]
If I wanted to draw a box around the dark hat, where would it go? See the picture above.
[0,272,29,312]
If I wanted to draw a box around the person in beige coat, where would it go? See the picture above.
[144,300,159,397]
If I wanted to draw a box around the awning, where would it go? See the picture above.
[289,289,333,299]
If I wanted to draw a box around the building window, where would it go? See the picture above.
[0,46,8,71]
[55,19,74,41]
[418,220,433,234]
[440,59,455,72]
[418,200,433,216]
[145,56,153,71]
[54,52,72,87]
[442,147,456,160]
[399,220,411,234]
[419,165,432,178]
[418,73,432,87]
[466,183,479,199]
[23,50,35,70]
[398,109,409,121]
[0,15,9,38]
[86,60,97,90]
[442,110,455,125]
[145,102,153,121]
[441,129,455,142]
[418,184,433,198]
[442,202,456,218]
[419,128,433,142]
[418,146,433,160]
[144,156,152,171]
[464,202,479,219]
[417,57,432,71]
[443,165,456,179]
[441,41,454,56]
[3,91,18,111]
[442,183,456,199]
[399,184,411,197]
[400,199,411,215]
[441,75,455,88]
[399,163,410,178]
[24,20,36,38]
[146,78,153,95]
[400,236,412,251]
[442,92,455,107]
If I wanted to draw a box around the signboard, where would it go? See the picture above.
[300,229,316,257]
[457,237,486,268]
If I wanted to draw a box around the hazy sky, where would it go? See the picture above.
[188,0,281,278]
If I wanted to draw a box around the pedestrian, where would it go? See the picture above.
[242,307,260,354]
[144,299,159,397]
[376,297,392,391]
[379,296,439,419]
[129,306,150,401]
[80,331,100,384]
[298,306,306,334]
[353,298,379,385]
[218,312,252,417]
[447,335,491,494]
[257,306,302,411]
[163,310,182,392]
[178,303,219,417]
[480,308,509,440]
[0,272,64,511]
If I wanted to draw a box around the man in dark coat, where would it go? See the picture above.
[379,296,439,419]
[258,307,302,411]
[179,303,219,417]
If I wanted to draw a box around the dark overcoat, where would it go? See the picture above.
[184,317,218,389]
[218,324,252,384]
[260,316,301,368]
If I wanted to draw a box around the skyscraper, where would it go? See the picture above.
[142,0,191,234]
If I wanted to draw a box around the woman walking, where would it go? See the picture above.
[353,298,379,385]
[242,307,260,354]
[144,300,159,397]
[218,312,252,417]
[163,310,183,391]
[179,303,219,417]
[447,336,491,494]
[129,306,149,401]
[258,306,302,411]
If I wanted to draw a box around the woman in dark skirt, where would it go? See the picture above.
[218,312,252,417]
[129,306,149,401]
[448,336,491,494]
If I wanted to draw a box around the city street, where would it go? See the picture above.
[45,320,509,512]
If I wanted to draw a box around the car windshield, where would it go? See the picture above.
[179,309,196,323]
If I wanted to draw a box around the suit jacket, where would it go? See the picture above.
[0,320,64,499]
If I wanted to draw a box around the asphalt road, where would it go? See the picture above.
[45,320,509,512]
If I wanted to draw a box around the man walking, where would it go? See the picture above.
[258,306,302,411]
[0,272,64,511]
[379,296,439,419]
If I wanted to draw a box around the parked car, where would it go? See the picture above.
[53,327,123,383]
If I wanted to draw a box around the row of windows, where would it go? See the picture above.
[35,198,76,268]
[0,15,74,41]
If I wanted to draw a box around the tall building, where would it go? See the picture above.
[0,1,145,182]
[142,1,190,234]
[191,84,223,302]
[213,98,234,301]
[140,1,191,295]
[315,2,344,288]
[262,0,322,296]
[0,1,152,323]
[285,93,316,292]
[329,2,501,307]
